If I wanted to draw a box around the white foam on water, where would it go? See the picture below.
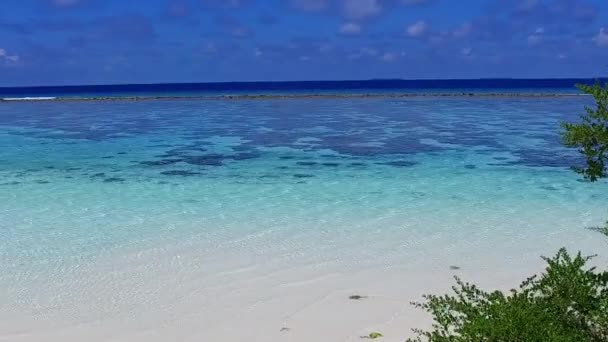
[1,97,57,101]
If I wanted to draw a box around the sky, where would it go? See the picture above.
[1,0,608,86]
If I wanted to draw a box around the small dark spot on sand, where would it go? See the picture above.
[66,167,81,171]
[322,162,340,167]
[35,180,50,184]
[279,156,296,160]
[349,295,367,300]
[101,156,114,159]
[362,332,383,339]
[103,177,125,183]
[296,161,317,166]
[280,327,290,332]
[117,152,128,155]
[464,164,476,169]
[294,174,315,178]
[449,265,461,270]
[161,170,201,176]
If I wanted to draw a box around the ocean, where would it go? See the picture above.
[1,80,607,341]
[1,78,606,98]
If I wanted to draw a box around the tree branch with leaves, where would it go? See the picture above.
[561,82,608,182]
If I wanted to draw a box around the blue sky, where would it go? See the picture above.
[1,0,608,86]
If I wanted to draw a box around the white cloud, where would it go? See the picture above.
[461,47,472,56]
[557,53,567,59]
[341,0,382,20]
[290,0,383,21]
[380,52,397,62]
[339,22,362,35]
[527,27,544,46]
[406,20,428,38]
[0,48,19,64]
[254,48,262,57]
[593,27,608,47]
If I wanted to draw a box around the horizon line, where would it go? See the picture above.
[1,77,608,90]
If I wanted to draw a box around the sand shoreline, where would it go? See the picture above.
[0,92,589,103]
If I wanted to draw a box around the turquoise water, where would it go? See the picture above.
[0,97,607,339]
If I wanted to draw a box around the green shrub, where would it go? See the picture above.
[407,249,608,341]
[561,82,608,182]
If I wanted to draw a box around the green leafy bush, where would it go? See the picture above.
[407,249,608,341]
[561,82,608,182]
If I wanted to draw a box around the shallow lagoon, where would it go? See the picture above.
[1,97,606,341]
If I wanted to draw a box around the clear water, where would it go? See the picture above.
[0,97,607,340]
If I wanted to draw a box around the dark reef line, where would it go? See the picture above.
[0,92,588,103]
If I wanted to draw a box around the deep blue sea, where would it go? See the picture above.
[1,81,607,341]
[1,78,606,98]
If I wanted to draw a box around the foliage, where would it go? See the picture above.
[561,82,608,182]
[407,249,608,342]
[590,221,608,238]
[366,332,383,339]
